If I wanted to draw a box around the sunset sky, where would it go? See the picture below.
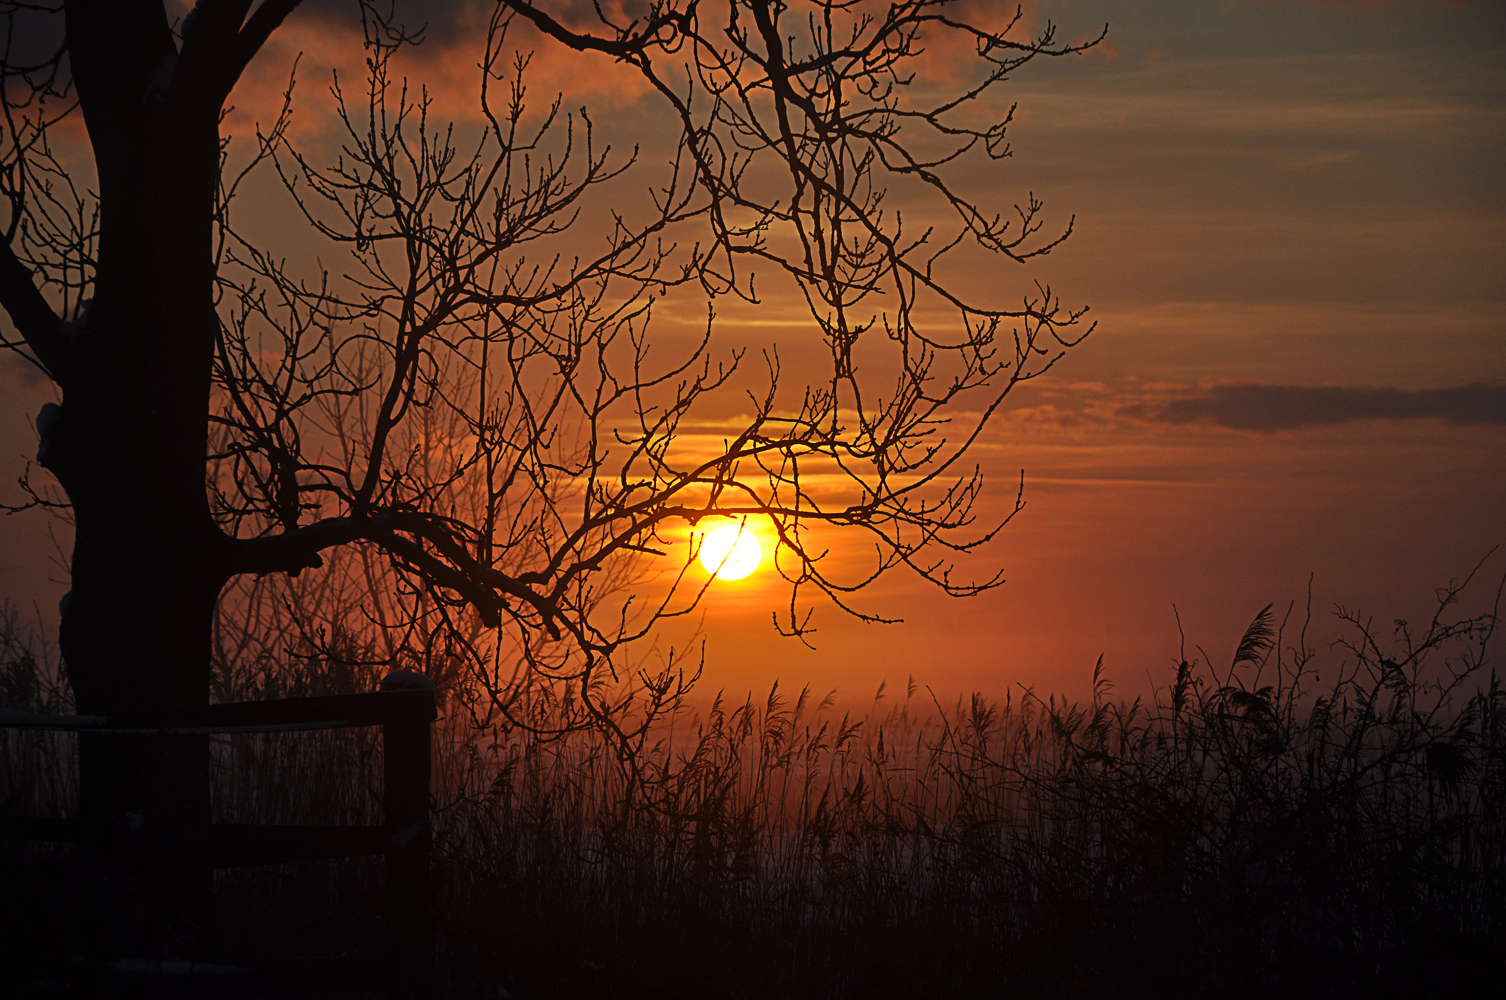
[1,0,1502,704]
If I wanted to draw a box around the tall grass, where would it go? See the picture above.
[2,569,1502,998]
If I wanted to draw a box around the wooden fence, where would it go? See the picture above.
[0,684,435,996]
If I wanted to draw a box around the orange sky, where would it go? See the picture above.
[1,0,1502,705]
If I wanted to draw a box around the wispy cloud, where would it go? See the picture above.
[1127,382,1506,431]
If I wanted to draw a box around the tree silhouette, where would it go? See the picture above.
[0,0,1096,958]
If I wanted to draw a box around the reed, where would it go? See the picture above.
[2,568,1501,998]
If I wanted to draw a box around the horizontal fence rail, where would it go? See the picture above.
[0,688,433,732]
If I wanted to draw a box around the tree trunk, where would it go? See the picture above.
[38,0,231,960]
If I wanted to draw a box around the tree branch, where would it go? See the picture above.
[228,0,304,89]
[229,511,558,634]
[499,0,686,59]
[175,0,303,106]
[0,235,64,379]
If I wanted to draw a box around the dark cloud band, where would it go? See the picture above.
[1132,382,1506,431]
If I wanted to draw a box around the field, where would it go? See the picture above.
[3,570,1502,999]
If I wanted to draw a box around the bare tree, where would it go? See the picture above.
[0,0,1097,958]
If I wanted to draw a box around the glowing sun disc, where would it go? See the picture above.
[698,524,762,580]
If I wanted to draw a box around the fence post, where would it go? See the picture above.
[382,683,434,998]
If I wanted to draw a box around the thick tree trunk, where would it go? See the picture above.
[37,0,232,960]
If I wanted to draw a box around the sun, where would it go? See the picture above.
[698,523,762,581]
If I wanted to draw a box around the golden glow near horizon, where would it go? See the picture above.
[698,523,762,581]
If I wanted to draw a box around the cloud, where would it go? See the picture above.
[1129,381,1506,431]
